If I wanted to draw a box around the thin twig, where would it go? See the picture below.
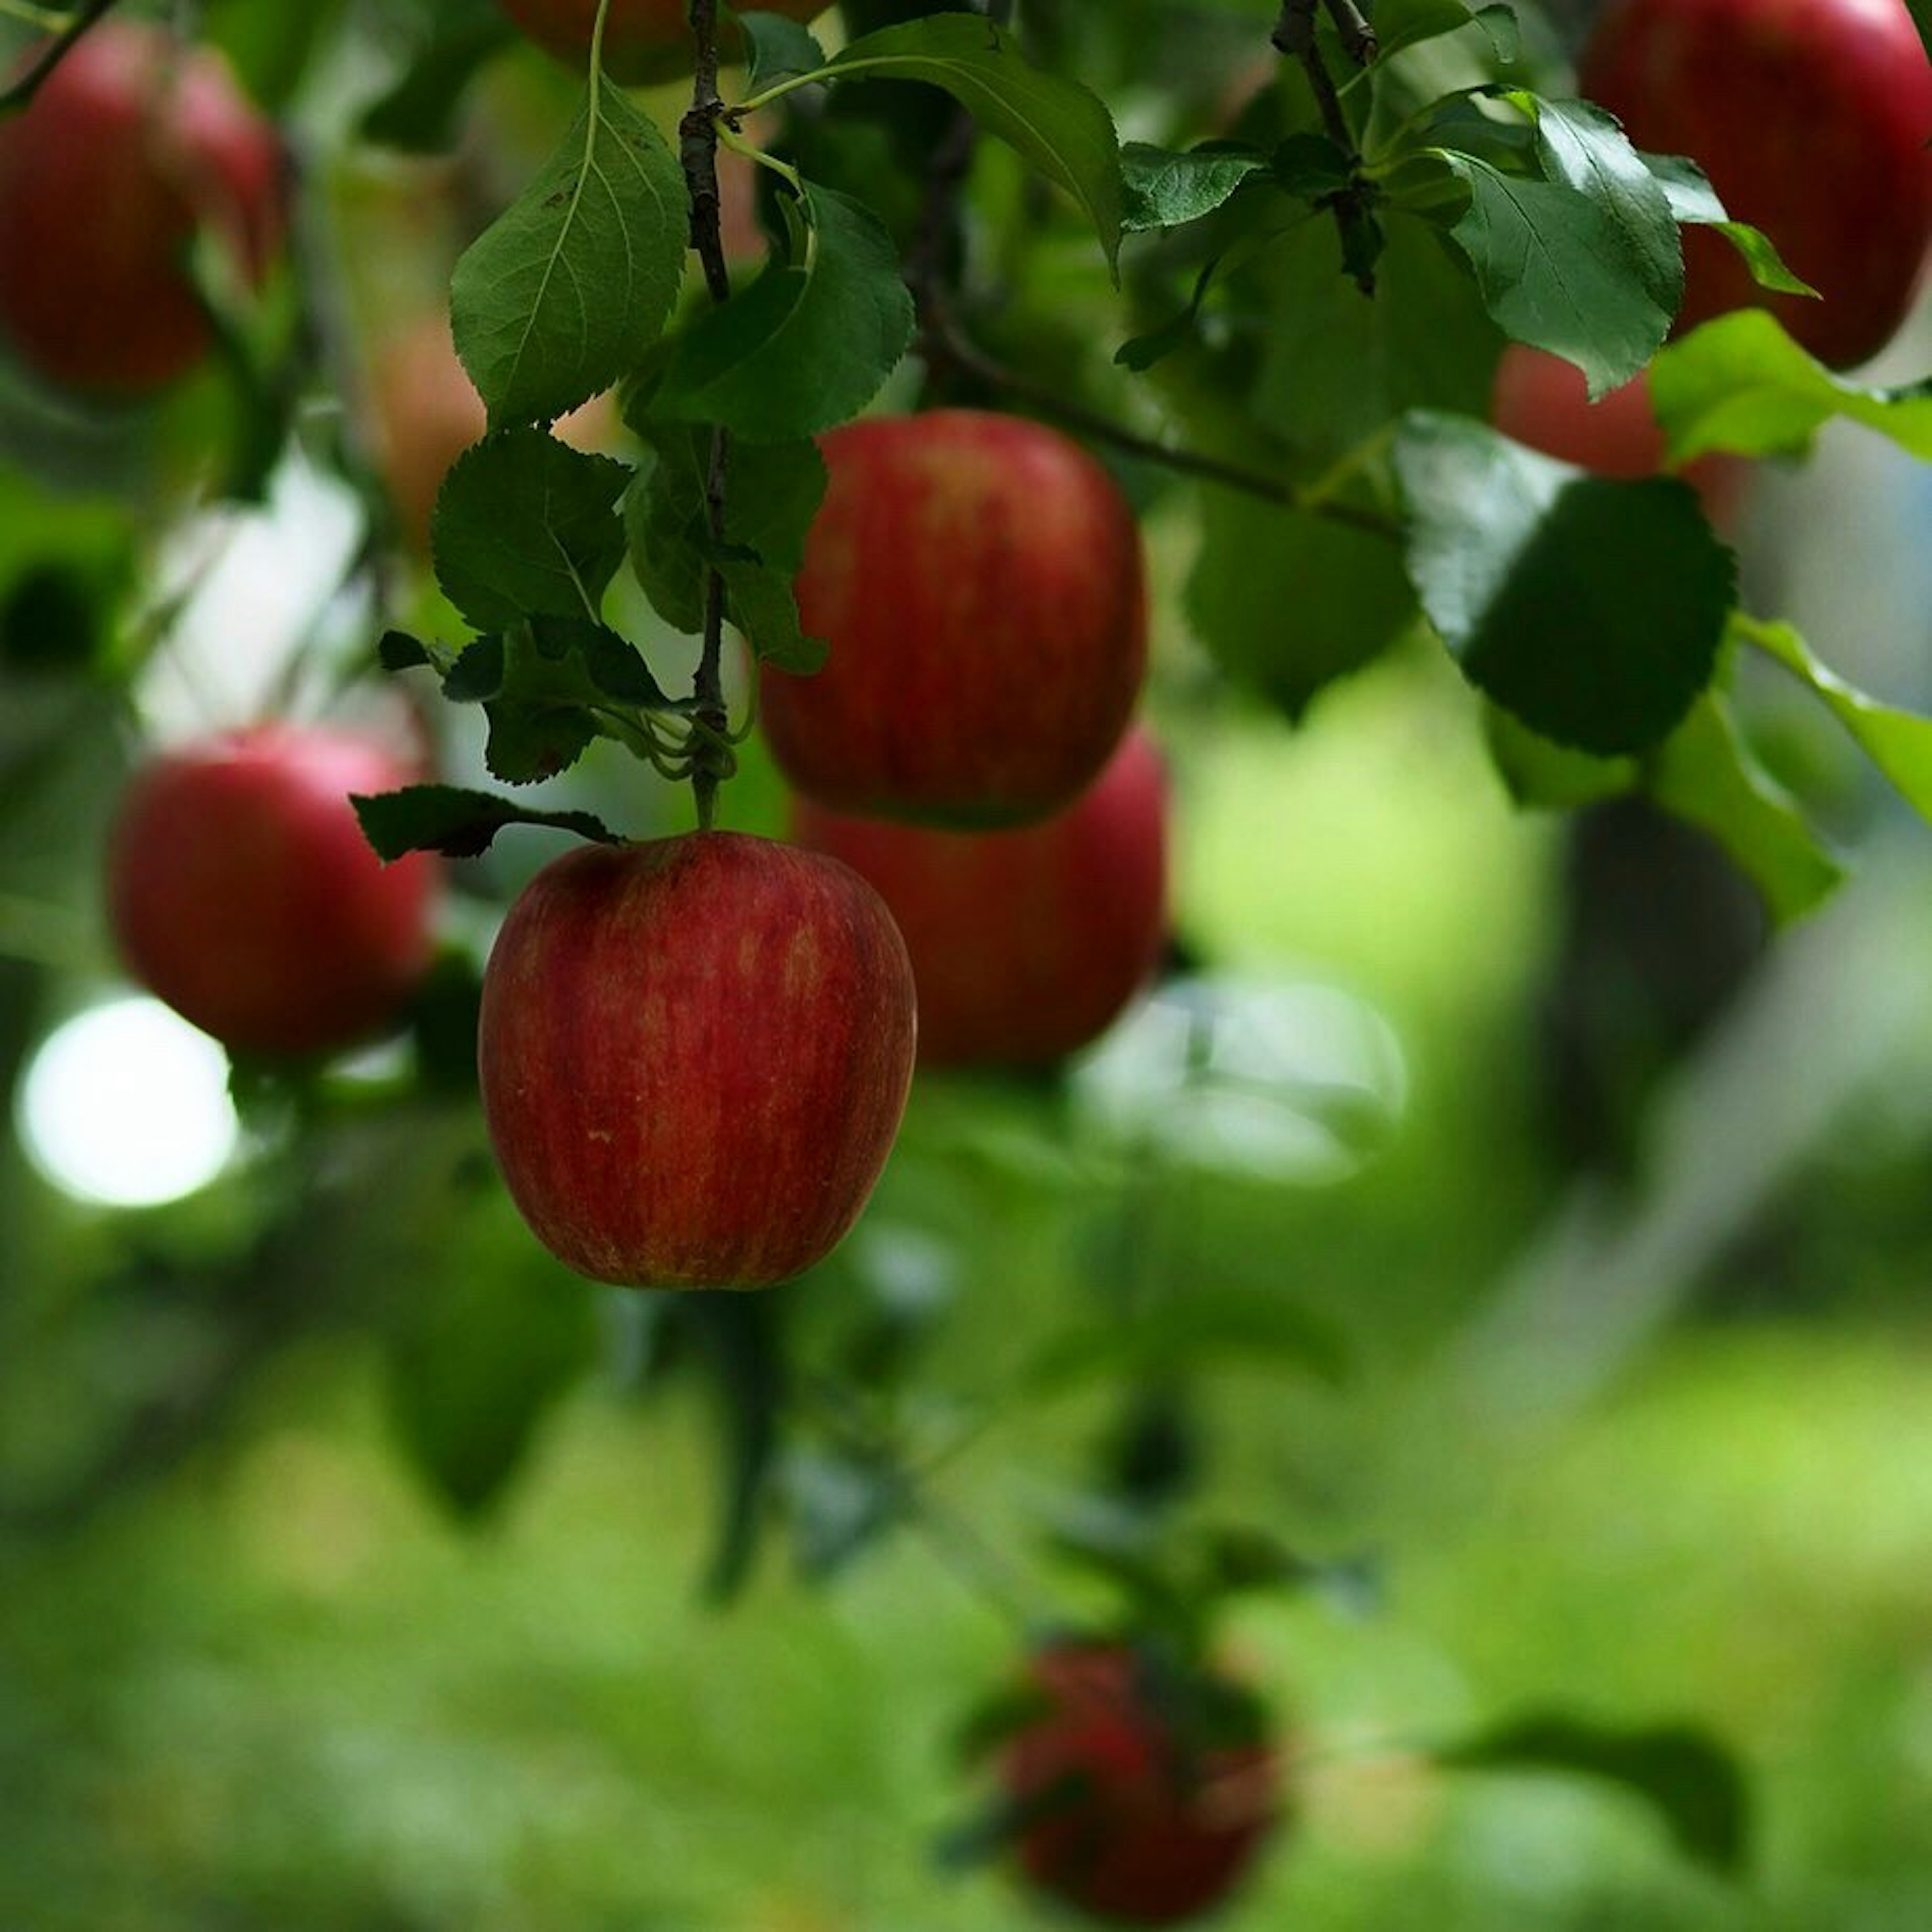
[1271,0,1380,294]
[0,0,127,114]
[680,0,736,829]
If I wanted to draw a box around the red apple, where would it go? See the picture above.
[0,21,284,395]
[765,410,1149,828]
[106,726,440,1057]
[476,832,916,1289]
[494,0,827,85]
[1579,0,1932,369]
[1490,344,1748,525]
[999,1640,1281,1926]
[790,725,1168,1068]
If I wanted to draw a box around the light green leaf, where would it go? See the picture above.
[1736,611,1932,825]
[824,14,1123,273]
[451,83,686,430]
[1650,310,1932,463]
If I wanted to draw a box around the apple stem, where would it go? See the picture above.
[0,0,128,114]
[681,0,738,830]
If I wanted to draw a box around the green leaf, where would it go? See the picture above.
[450,83,686,429]
[739,10,826,88]
[387,1189,601,1519]
[1638,154,1815,296]
[1188,490,1416,720]
[1736,612,1932,826]
[1395,412,1735,755]
[1375,0,1520,61]
[681,1293,788,1604]
[352,783,619,860]
[1119,142,1271,232]
[1649,310,1932,464]
[1484,705,1636,810]
[1426,152,1669,394]
[1438,1714,1751,1876]
[653,184,914,441]
[1509,94,1681,337]
[360,8,514,153]
[1022,1289,1352,1397]
[1646,692,1843,923]
[824,14,1124,273]
[626,426,828,668]
[431,429,632,631]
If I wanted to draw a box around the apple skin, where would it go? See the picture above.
[999,1641,1281,1926]
[494,0,826,85]
[106,727,440,1058]
[1579,0,1932,369]
[0,22,284,395]
[476,832,917,1290]
[789,726,1168,1068]
[765,410,1149,829]
[1490,344,1748,525]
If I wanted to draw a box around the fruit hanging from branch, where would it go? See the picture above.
[106,726,440,1059]
[1578,0,1932,369]
[476,832,916,1290]
[764,410,1149,829]
[493,0,827,86]
[997,1639,1282,1926]
[0,20,284,395]
[790,725,1169,1069]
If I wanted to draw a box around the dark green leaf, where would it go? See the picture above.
[824,14,1124,272]
[352,783,619,860]
[432,429,631,631]
[739,10,826,88]
[1438,1713,1752,1876]
[377,628,435,672]
[1119,142,1271,232]
[1649,310,1932,464]
[682,1293,788,1604]
[654,184,914,441]
[1395,411,1734,754]
[1272,132,1355,201]
[1188,490,1416,720]
[451,83,686,429]
[359,8,514,152]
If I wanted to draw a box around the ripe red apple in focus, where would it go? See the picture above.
[1490,344,1748,526]
[764,410,1149,828]
[106,727,440,1057]
[477,832,916,1289]
[494,0,826,85]
[790,726,1168,1068]
[0,21,284,394]
[1579,0,1932,369]
[999,1640,1281,1926]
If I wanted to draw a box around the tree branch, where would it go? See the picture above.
[0,0,128,115]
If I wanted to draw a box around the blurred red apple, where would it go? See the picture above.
[999,1640,1282,1926]
[765,410,1148,828]
[790,726,1168,1068]
[494,0,826,85]
[0,21,284,395]
[477,832,916,1289]
[106,726,440,1057]
[1490,344,1748,525]
[1579,0,1932,368]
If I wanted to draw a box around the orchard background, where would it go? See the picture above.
[3,0,1932,1924]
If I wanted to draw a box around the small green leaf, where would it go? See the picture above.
[1646,692,1844,923]
[1395,411,1735,754]
[1737,611,1932,826]
[1438,1713,1751,1876]
[1119,142,1272,232]
[432,429,631,631]
[352,783,619,860]
[377,628,435,672]
[1639,154,1815,296]
[1649,310,1932,463]
[824,14,1124,273]
[738,10,825,89]
[1426,152,1669,393]
[451,83,686,429]
[1484,705,1636,810]
[654,184,914,441]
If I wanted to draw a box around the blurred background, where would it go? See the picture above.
[5,2,1932,1927]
